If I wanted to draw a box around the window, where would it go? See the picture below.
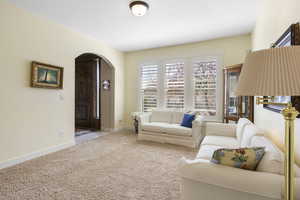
[140,65,159,112]
[165,62,185,109]
[139,58,220,119]
[193,60,217,116]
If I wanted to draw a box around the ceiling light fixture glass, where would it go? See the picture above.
[129,1,149,17]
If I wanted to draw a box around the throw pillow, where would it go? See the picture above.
[180,114,195,128]
[211,147,265,170]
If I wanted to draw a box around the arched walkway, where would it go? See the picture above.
[75,53,115,135]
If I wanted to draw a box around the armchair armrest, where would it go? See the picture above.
[178,158,283,199]
[204,122,237,137]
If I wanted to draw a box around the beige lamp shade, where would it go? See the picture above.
[235,46,300,96]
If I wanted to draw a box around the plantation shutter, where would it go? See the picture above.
[193,60,217,116]
[140,65,159,112]
[165,62,185,109]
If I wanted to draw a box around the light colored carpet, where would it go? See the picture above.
[75,131,109,144]
[0,130,196,200]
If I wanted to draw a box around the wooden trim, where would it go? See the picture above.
[293,23,300,45]
[223,63,243,70]
[224,116,239,122]
[223,64,254,123]
[271,23,300,47]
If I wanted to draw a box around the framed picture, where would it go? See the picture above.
[31,61,64,89]
[263,23,300,117]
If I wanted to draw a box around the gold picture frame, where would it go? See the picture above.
[31,61,64,89]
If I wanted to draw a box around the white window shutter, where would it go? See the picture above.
[164,62,185,109]
[193,60,217,116]
[140,65,159,112]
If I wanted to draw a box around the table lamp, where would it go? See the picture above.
[235,46,300,200]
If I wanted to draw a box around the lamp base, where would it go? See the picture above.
[282,103,299,200]
[256,99,299,200]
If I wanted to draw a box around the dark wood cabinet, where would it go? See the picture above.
[223,64,254,123]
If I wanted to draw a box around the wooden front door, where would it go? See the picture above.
[75,59,100,130]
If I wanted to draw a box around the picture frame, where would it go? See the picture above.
[31,61,64,89]
[263,23,300,117]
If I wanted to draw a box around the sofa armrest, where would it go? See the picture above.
[282,178,300,200]
[204,122,237,137]
[295,178,300,200]
[136,113,151,124]
[137,113,151,133]
[178,158,283,199]
[193,116,204,126]
[192,116,205,146]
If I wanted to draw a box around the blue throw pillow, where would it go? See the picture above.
[181,114,195,128]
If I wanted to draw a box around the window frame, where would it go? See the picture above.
[191,56,223,121]
[138,62,160,112]
[137,56,223,122]
[162,59,186,111]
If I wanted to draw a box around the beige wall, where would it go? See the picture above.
[0,1,124,165]
[124,34,251,127]
[252,0,300,163]
[101,59,115,130]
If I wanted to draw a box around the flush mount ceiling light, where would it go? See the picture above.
[129,1,149,17]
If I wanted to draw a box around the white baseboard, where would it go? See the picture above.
[102,127,131,132]
[123,127,135,131]
[0,140,75,170]
[102,128,116,132]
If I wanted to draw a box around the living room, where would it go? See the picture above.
[0,0,300,199]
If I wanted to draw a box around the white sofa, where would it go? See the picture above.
[137,110,204,148]
[178,118,300,200]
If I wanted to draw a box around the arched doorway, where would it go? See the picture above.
[75,53,115,136]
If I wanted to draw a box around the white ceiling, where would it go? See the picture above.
[7,0,259,52]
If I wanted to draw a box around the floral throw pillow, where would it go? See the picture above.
[211,147,265,170]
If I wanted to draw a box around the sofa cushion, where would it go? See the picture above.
[257,151,300,177]
[280,164,300,177]
[240,124,264,147]
[250,136,300,177]
[256,151,283,175]
[250,136,282,154]
[151,111,172,123]
[202,136,239,148]
[236,118,252,144]
[204,122,236,137]
[211,147,265,171]
[196,144,224,160]
[171,111,184,124]
[162,124,192,136]
[181,114,195,128]
[141,122,192,136]
[141,122,166,133]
